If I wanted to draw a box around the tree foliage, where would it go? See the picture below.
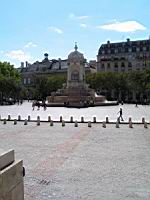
[31,74,66,100]
[0,62,21,103]
[86,70,150,101]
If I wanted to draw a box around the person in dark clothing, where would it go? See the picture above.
[118,108,124,121]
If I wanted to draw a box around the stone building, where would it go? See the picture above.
[18,53,91,88]
[97,38,150,72]
[96,38,150,102]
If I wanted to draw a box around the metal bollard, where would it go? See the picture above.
[3,119,7,124]
[142,117,145,124]
[8,115,11,121]
[28,115,31,121]
[70,116,73,123]
[24,119,28,125]
[93,117,96,123]
[62,120,65,127]
[116,121,119,128]
[88,121,92,127]
[129,121,133,128]
[74,120,78,127]
[50,120,53,126]
[48,116,51,122]
[102,121,106,128]
[18,115,21,121]
[60,116,63,122]
[106,117,109,123]
[144,122,148,129]
[81,116,84,123]
[14,119,17,125]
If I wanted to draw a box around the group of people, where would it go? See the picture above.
[32,100,47,111]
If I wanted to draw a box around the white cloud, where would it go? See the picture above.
[24,42,37,48]
[6,50,32,62]
[99,21,146,32]
[0,50,4,54]
[77,15,89,20]
[48,26,63,34]
[80,23,88,28]
[69,13,90,20]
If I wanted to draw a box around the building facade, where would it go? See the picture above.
[97,38,150,72]
[18,53,91,87]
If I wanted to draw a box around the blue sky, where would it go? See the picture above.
[0,0,149,67]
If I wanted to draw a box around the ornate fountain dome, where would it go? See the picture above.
[68,43,84,62]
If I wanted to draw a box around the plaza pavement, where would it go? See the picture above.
[0,121,150,200]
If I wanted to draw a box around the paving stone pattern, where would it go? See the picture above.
[0,122,150,200]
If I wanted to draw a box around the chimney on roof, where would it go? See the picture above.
[21,62,24,68]
[25,61,28,67]
[107,40,110,44]
[58,58,61,70]
[127,38,130,42]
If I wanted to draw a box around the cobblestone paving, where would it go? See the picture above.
[0,121,150,199]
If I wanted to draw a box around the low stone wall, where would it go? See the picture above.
[47,95,68,103]
[0,150,24,200]
[95,96,106,102]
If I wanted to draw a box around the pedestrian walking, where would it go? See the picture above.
[135,100,138,107]
[44,104,47,111]
[118,108,124,121]
[36,101,40,110]
[32,101,35,111]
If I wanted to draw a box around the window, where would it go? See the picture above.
[111,49,115,54]
[108,49,111,54]
[118,48,122,53]
[121,62,125,72]
[121,62,125,67]
[128,62,132,67]
[115,49,118,53]
[114,63,118,67]
[128,48,132,53]
[132,47,136,52]
[23,78,27,85]
[101,63,105,71]
[28,78,31,84]
[114,63,118,72]
[107,63,110,70]
[128,62,132,71]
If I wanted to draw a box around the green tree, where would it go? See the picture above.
[0,62,21,104]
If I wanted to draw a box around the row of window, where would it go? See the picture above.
[100,46,149,55]
[101,62,132,69]
[105,40,150,48]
